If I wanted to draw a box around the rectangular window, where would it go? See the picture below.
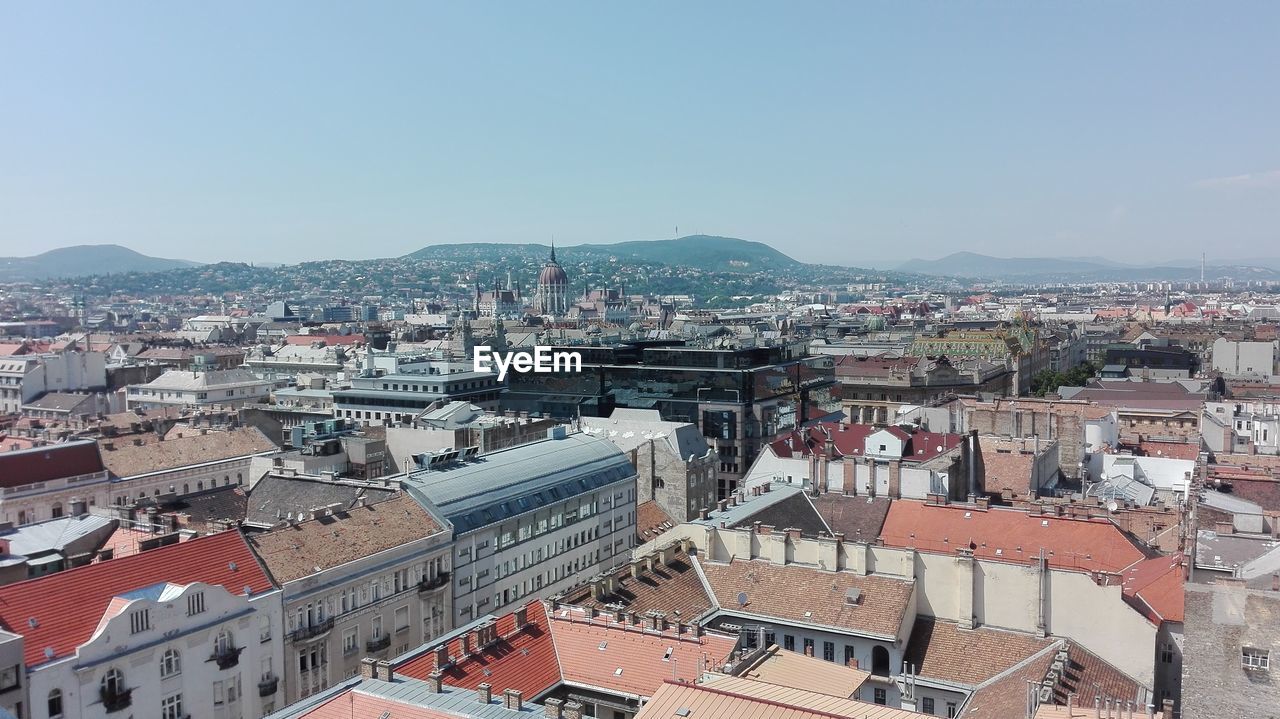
[395,606,409,632]
[130,609,150,634]
[161,694,183,719]
[783,635,795,651]
[1243,647,1270,670]
[803,638,814,656]
[823,641,835,662]
[873,688,886,705]
[343,629,359,655]
[947,702,958,718]
[922,697,935,715]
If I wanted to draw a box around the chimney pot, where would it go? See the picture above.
[544,698,565,719]
[427,671,443,693]
[503,689,524,711]
[359,657,377,680]
[476,682,492,704]
[376,659,393,682]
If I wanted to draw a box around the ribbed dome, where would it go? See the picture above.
[538,262,568,286]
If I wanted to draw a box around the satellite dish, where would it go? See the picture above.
[736,592,748,607]
[1107,501,1119,512]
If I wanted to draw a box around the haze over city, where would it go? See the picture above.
[2,1,1277,265]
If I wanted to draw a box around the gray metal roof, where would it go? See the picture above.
[4,514,115,556]
[264,676,542,719]
[403,432,635,533]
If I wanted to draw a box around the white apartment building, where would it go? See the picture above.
[248,493,453,704]
[333,355,502,426]
[0,352,107,414]
[0,531,285,719]
[125,369,274,410]
[403,429,639,625]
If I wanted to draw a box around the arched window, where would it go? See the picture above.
[871,645,890,676]
[17,510,26,525]
[237,473,243,484]
[196,481,204,491]
[182,484,189,494]
[47,689,63,718]
[215,630,233,653]
[160,648,181,678]
[224,477,230,486]
[102,667,126,695]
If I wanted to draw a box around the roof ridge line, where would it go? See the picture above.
[539,600,569,688]
[970,638,1064,691]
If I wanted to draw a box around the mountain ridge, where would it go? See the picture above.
[0,244,201,281]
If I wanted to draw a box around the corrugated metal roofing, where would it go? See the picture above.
[404,433,635,532]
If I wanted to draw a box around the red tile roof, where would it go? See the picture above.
[1121,553,1185,623]
[768,422,961,464]
[0,440,105,488]
[880,501,1150,574]
[396,601,562,698]
[0,530,275,667]
[548,605,737,698]
[1131,439,1200,462]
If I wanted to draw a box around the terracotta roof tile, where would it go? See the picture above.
[1121,554,1184,623]
[396,601,561,698]
[636,500,677,543]
[560,549,715,620]
[548,605,737,698]
[960,646,1059,719]
[1051,642,1146,706]
[806,494,891,542]
[0,530,274,667]
[248,493,447,583]
[292,689,458,719]
[881,501,1150,574]
[99,426,276,477]
[902,617,1053,687]
[697,559,914,640]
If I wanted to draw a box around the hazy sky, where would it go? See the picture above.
[2,2,1277,266]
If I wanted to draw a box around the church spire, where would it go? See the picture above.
[550,236,556,263]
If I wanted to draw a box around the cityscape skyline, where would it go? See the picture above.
[3,2,1278,265]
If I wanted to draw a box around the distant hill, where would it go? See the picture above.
[898,252,1126,278]
[898,251,1280,282]
[406,235,801,272]
[0,244,201,281]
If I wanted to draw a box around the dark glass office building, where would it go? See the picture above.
[501,340,839,497]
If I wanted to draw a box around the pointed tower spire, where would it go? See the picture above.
[550,236,557,263]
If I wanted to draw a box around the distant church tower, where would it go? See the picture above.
[535,240,569,316]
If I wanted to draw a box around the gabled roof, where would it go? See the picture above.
[880,501,1151,574]
[547,605,737,699]
[0,440,104,488]
[396,602,562,699]
[767,422,961,464]
[902,616,1053,687]
[559,548,714,620]
[1121,553,1185,623]
[249,493,448,583]
[0,530,274,667]
[697,558,914,640]
[732,644,870,697]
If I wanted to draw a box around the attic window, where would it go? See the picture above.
[614,667,624,676]
[663,647,674,661]
[598,641,608,651]
[675,709,691,718]
[1041,520,1050,527]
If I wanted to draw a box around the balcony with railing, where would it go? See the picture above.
[100,687,133,713]
[290,617,335,642]
[258,675,279,697]
[366,634,391,653]
[210,644,244,670]
[419,571,450,594]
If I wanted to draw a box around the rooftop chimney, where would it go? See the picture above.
[426,671,443,693]
[476,683,492,705]
[544,698,565,719]
[503,689,524,711]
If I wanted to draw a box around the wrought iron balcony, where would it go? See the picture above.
[100,687,132,713]
[419,571,450,593]
[258,676,279,697]
[366,634,391,653]
[290,616,335,641]
[210,645,244,670]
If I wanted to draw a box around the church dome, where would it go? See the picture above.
[538,261,568,286]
